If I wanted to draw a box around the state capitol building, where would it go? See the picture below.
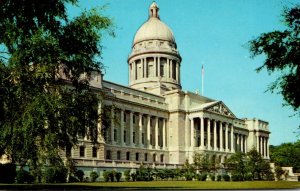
[69,2,270,173]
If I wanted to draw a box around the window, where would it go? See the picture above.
[124,112,127,122]
[150,134,152,145]
[133,132,136,143]
[142,133,145,144]
[124,130,127,142]
[160,154,164,163]
[136,153,139,161]
[144,153,148,161]
[114,129,117,141]
[117,151,121,160]
[79,146,85,157]
[66,146,71,157]
[126,152,130,160]
[153,154,156,162]
[92,147,97,158]
[106,150,111,160]
[133,115,136,124]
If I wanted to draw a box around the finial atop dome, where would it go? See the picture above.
[149,1,159,19]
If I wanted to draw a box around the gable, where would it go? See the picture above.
[204,101,236,118]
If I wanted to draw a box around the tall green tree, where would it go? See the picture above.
[249,5,300,115]
[0,0,113,175]
[225,152,247,180]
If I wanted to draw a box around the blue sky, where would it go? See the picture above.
[69,0,299,146]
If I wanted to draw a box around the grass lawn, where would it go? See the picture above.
[0,181,300,190]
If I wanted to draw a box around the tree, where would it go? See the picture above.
[0,0,113,176]
[193,153,211,173]
[249,5,300,115]
[247,148,272,180]
[225,152,247,181]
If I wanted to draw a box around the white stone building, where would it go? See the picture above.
[70,2,270,173]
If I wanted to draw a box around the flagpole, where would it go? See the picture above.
[202,65,204,96]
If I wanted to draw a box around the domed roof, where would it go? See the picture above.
[133,2,176,45]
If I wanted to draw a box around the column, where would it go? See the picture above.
[175,62,179,81]
[236,134,240,152]
[260,136,263,156]
[121,109,124,146]
[170,60,173,79]
[155,117,159,149]
[241,135,244,153]
[256,133,260,152]
[147,115,151,148]
[219,122,223,151]
[144,58,147,78]
[166,59,170,78]
[154,57,157,77]
[97,101,103,143]
[207,119,211,150]
[191,118,195,148]
[141,59,144,78]
[214,120,217,151]
[200,117,204,149]
[129,111,133,146]
[133,61,136,81]
[225,123,229,152]
[230,124,234,152]
[158,57,161,77]
[139,113,143,147]
[162,118,166,149]
[111,107,115,144]
[244,135,247,153]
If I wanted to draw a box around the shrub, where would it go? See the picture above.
[244,173,253,181]
[115,172,122,182]
[210,174,215,181]
[231,174,243,181]
[109,170,116,182]
[131,172,136,181]
[103,171,110,182]
[222,174,230,181]
[217,175,222,181]
[184,173,193,181]
[68,175,79,183]
[124,170,131,181]
[74,170,84,182]
[200,173,207,181]
[90,171,99,182]
[43,166,67,183]
[16,169,34,183]
[0,163,16,183]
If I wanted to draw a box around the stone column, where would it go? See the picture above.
[207,119,211,150]
[139,113,143,147]
[170,60,173,79]
[230,124,234,152]
[191,118,194,148]
[111,107,115,144]
[121,109,124,146]
[214,120,217,151]
[256,133,260,152]
[236,134,240,152]
[97,101,103,143]
[153,57,157,77]
[176,62,179,81]
[225,123,229,152]
[141,58,144,78]
[200,117,204,149]
[155,117,159,149]
[241,135,244,153]
[266,137,269,159]
[129,111,133,146]
[158,57,161,77]
[162,118,166,149]
[167,59,170,78]
[244,135,247,153]
[147,115,151,148]
[260,136,263,156]
[219,122,223,151]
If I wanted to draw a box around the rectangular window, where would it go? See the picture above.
[114,129,117,141]
[126,152,130,160]
[133,115,136,124]
[117,151,121,160]
[106,150,111,160]
[92,147,97,158]
[136,153,139,161]
[150,134,153,145]
[144,153,148,161]
[133,132,136,143]
[79,146,85,157]
[160,154,164,163]
[124,130,127,142]
[142,133,145,145]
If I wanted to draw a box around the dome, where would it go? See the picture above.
[133,2,176,45]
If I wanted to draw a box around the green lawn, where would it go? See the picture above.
[0,181,300,190]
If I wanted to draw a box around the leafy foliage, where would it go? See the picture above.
[249,5,300,115]
[0,0,113,177]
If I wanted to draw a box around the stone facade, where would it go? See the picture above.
[68,2,270,174]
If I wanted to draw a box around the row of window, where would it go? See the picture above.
[106,150,164,163]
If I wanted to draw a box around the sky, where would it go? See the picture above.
[68,0,300,146]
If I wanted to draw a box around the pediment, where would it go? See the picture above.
[204,101,236,118]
